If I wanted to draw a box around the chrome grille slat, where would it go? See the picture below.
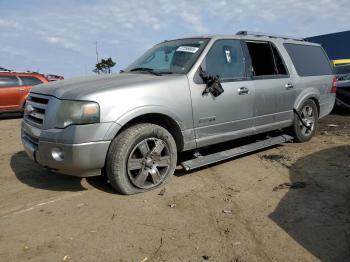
[26,101,47,110]
[23,131,39,149]
[24,117,42,128]
[24,93,49,128]
[23,131,39,145]
[29,111,44,120]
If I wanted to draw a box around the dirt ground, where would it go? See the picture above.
[0,109,349,262]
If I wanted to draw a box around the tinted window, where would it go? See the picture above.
[202,40,245,80]
[0,76,19,87]
[20,76,43,86]
[284,43,333,76]
[246,42,276,76]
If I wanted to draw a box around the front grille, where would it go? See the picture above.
[24,93,49,128]
[22,130,39,150]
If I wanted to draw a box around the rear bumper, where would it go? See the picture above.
[319,95,336,118]
[21,121,111,177]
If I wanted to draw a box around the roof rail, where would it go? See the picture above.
[236,31,305,41]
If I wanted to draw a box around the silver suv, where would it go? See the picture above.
[21,31,335,194]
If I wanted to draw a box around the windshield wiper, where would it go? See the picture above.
[129,67,162,76]
[157,71,174,75]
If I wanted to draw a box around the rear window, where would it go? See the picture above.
[284,43,333,76]
[20,76,43,86]
[0,76,19,87]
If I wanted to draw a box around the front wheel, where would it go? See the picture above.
[289,99,318,142]
[105,123,177,194]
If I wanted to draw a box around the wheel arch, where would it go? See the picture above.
[294,89,321,116]
[120,113,184,151]
[106,108,186,152]
[308,97,320,116]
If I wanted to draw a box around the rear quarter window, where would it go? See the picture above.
[0,76,20,87]
[20,76,43,86]
[284,43,333,76]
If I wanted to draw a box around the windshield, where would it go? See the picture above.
[125,38,209,74]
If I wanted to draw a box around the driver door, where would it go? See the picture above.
[189,39,255,147]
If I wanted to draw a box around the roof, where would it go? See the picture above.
[0,71,48,81]
[169,33,317,46]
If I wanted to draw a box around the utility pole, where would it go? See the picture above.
[95,41,99,64]
[94,41,100,74]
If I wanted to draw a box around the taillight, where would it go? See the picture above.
[331,77,337,94]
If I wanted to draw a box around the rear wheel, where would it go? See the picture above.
[105,123,177,194]
[289,99,318,142]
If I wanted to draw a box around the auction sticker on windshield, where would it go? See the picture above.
[176,46,199,53]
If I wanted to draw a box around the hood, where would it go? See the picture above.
[31,73,173,100]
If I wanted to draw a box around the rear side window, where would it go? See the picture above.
[0,76,19,87]
[284,43,333,76]
[20,76,43,86]
[246,41,288,77]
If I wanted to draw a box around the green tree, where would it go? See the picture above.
[93,57,116,74]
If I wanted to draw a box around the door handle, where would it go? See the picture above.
[17,88,25,92]
[238,87,249,95]
[285,83,294,89]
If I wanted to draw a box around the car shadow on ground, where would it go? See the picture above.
[0,113,22,120]
[332,106,350,115]
[269,145,350,262]
[10,151,119,193]
[10,150,191,194]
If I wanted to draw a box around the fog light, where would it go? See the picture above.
[51,148,64,161]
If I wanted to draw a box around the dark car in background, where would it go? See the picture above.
[0,72,48,113]
[336,74,350,109]
[334,63,350,79]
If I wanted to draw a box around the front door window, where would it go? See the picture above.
[201,39,245,81]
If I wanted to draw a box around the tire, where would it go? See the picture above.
[289,99,318,142]
[105,123,177,194]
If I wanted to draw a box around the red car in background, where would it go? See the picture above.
[0,72,48,113]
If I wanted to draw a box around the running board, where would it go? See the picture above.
[181,134,293,171]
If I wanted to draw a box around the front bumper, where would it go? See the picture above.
[21,121,111,177]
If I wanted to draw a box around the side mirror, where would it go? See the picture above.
[199,67,224,97]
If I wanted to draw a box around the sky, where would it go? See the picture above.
[1,0,349,78]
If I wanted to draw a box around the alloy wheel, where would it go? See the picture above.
[127,138,171,189]
[299,105,315,136]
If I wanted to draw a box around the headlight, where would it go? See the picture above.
[55,100,100,128]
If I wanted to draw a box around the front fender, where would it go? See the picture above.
[103,105,186,141]
[115,105,185,128]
